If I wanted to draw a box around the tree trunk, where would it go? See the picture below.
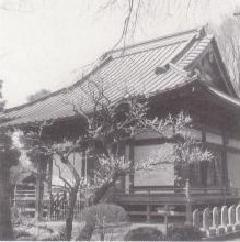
[65,187,78,241]
[0,164,14,240]
[92,174,118,205]
[92,181,115,205]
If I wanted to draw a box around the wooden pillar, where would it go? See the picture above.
[222,131,229,190]
[213,207,220,228]
[35,155,47,221]
[201,128,208,187]
[146,205,150,222]
[81,151,85,178]
[125,145,130,194]
[203,208,210,230]
[47,157,53,219]
[163,205,169,236]
[85,152,88,183]
[184,179,192,226]
[193,209,200,228]
[128,138,135,194]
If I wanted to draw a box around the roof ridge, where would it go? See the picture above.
[3,27,206,115]
[102,27,203,59]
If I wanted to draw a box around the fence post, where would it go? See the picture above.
[48,193,53,220]
[220,205,233,233]
[193,209,200,229]
[35,159,46,221]
[221,206,228,227]
[234,205,240,231]
[47,158,53,220]
[228,205,236,225]
[146,205,150,222]
[236,205,240,224]
[203,208,210,231]
[213,207,219,228]
[128,138,135,194]
[184,179,192,226]
[164,205,169,237]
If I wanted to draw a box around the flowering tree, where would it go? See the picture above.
[77,98,214,240]
[18,93,214,240]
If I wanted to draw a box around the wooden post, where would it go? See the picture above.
[128,138,135,194]
[193,209,200,228]
[203,208,210,230]
[85,151,88,184]
[228,205,236,225]
[221,206,228,227]
[146,205,150,222]
[213,207,220,228]
[164,205,169,237]
[47,157,53,219]
[222,132,229,190]
[35,155,47,221]
[184,179,192,226]
[81,151,85,178]
[236,205,240,224]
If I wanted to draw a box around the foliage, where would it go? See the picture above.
[91,109,214,192]
[167,226,203,241]
[81,204,128,225]
[0,130,20,167]
[14,226,63,241]
[77,222,95,241]
[0,81,21,240]
[18,94,214,240]
[124,227,163,241]
[77,204,127,241]
[14,228,32,240]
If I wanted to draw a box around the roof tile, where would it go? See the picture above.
[1,28,217,127]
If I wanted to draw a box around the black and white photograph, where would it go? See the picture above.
[1,0,240,241]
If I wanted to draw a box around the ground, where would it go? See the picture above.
[14,220,167,240]
[13,220,240,241]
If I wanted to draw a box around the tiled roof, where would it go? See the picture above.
[0,28,218,127]
[206,86,240,110]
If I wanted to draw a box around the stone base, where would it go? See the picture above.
[234,223,240,231]
[216,226,225,236]
[226,225,233,233]
[199,228,207,238]
[206,227,217,238]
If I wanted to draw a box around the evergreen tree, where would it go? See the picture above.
[0,80,20,240]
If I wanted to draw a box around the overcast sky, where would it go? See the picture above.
[0,0,239,108]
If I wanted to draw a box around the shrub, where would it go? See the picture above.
[77,204,127,241]
[14,226,65,241]
[124,227,163,241]
[80,204,128,225]
[77,222,95,241]
[14,228,32,240]
[11,207,24,226]
[168,226,202,241]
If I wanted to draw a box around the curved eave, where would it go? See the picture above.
[0,80,197,129]
[0,113,87,130]
[199,82,240,113]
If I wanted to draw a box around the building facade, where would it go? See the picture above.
[1,27,240,221]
